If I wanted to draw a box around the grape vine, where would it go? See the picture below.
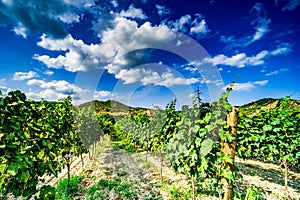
[0,90,88,199]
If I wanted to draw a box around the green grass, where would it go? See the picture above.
[85,177,139,200]
[55,175,83,200]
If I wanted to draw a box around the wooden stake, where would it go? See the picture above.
[222,106,238,200]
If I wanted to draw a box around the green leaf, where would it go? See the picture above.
[0,164,7,174]
[200,138,214,157]
[223,169,234,181]
[39,185,56,200]
[18,170,30,182]
[6,134,15,141]
[7,164,18,176]
[263,125,272,132]
[48,164,58,177]
[273,127,281,132]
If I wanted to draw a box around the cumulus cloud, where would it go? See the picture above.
[190,14,210,36]
[166,14,210,37]
[0,0,95,38]
[34,34,107,72]
[120,4,147,19]
[94,90,112,99]
[226,80,268,92]
[140,71,199,87]
[33,9,205,88]
[195,44,292,68]
[36,16,175,74]
[26,79,89,102]
[22,78,117,104]
[13,71,38,81]
[169,14,192,33]
[198,51,266,68]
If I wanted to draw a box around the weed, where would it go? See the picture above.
[55,175,83,200]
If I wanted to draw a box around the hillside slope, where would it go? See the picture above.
[238,98,300,115]
[78,100,150,116]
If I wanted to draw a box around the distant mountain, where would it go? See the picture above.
[78,98,300,117]
[238,98,300,115]
[78,100,150,116]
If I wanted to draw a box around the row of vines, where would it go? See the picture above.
[1,89,299,200]
[0,90,102,199]
[112,92,300,199]
[237,96,300,200]
[114,90,241,199]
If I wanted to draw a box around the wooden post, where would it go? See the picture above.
[283,160,291,200]
[222,106,238,200]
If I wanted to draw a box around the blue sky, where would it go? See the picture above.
[0,0,299,108]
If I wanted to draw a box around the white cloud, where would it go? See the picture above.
[0,0,94,38]
[166,14,210,37]
[184,66,198,72]
[140,71,199,87]
[115,68,144,84]
[26,79,89,102]
[251,17,271,42]
[280,0,300,11]
[190,19,209,34]
[34,34,107,72]
[44,70,54,76]
[220,16,271,48]
[94,90,112,99]
[36,16,175,74]
[24,79,117,104]
[111,0,118,7]
[34,11,205,88]
[120,4,147,19]
[171,14,192,32]
[270,43,292,55]
[13,23,27,38]
[13,71,38,81]
[200,52,266,68]
[266,68,289,76]
[57,12,81,24]
[0,85,12,95]
[226,80,268,92]
[195,44,291,68]
[0,78,12,95]
[190,14,210,36]
[156,4,171,17]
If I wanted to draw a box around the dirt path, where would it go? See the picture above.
[235,157,300,200]
[42,136,300,200]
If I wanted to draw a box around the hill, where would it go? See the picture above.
[78,100,150,116]
[78,97,300,117]
[238,97,300,115]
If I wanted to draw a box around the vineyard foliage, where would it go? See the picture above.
[0,90,87,199]
[74,107,103,150]
[1,89,299,199]
[238,96,300,164]
[115,91,239,198]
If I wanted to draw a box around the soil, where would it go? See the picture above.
[42,136,300,200]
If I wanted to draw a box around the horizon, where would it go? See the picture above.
[0,0,299,108]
